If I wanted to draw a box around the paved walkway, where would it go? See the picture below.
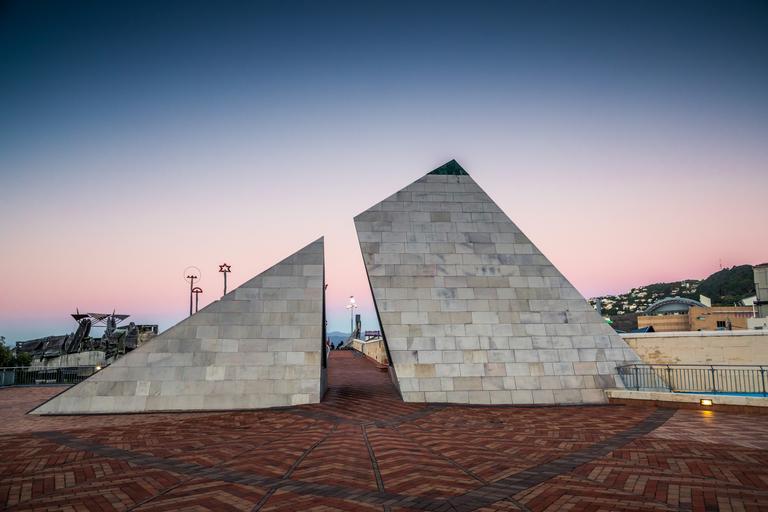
[1,351,767,511]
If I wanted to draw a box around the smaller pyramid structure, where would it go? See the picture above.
[32,238,325,414]
[354,161,639,405]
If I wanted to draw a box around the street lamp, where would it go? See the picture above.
[186,275,198,316]
[183,266,201,317]
[346,296,358,337]
[219,263,231,296]
[192,287,203,313]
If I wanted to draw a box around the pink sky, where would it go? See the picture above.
[2,137,766,341]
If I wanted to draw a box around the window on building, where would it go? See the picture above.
[716,320,726,329]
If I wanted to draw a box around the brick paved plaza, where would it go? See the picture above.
[1,351,767,511]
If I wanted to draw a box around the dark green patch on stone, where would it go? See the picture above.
[428,159,469,175]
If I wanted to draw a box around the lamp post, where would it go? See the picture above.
[345,296,358,337]
[192,287,203,313]
[186,275,198,316]
[183,266,201,317]
[219,263,231,297]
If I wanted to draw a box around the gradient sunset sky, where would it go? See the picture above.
[1,1,767,342]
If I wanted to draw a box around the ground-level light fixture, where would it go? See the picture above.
[700,398,714,406]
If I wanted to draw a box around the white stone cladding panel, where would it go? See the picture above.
[32,238,326,415]
[355,165,639,405]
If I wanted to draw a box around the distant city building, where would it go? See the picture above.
[748,263,768,330]
[741,295,757,307]
[594,264,766,332]
[642,297,707,315]
[637,297,754,332]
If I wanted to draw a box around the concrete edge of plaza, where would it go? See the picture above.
[607,389,768,414]
[352,159,640,405]
[29,237,327,415]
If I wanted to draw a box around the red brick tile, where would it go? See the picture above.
[0,351,766,511]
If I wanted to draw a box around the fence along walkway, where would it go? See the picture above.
[617,363,768,396]
[0,365,97,387]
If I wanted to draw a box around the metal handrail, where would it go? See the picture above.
[617,363,767,396]
[617,363,765,369]
[0,366,99,387]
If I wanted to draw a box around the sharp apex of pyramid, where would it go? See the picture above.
[353,160,472,220]
[428,159,469,176]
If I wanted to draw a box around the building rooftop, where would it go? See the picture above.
[1,351,767,510]
[643,296,707,315]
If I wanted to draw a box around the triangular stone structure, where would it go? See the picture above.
[354,161,638,405]
[32,238,326,414]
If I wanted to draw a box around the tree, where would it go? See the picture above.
[13,352,32,367]
[0,342,32,367]
[0,344,11,367]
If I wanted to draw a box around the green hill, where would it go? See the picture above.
[698,265,756,305]
[590,264,757,322]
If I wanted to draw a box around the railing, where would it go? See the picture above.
[0,366,99,387]
[617,364,768,396]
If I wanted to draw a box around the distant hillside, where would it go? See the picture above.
[698,265,756,305]
[327,331,349,344]
[589,279,700,315]
[590,264,756,315]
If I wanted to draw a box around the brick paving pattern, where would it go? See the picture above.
[1,351,767,511]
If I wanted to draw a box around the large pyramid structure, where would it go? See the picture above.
[354,161,638,405]
[32,238,326,414]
